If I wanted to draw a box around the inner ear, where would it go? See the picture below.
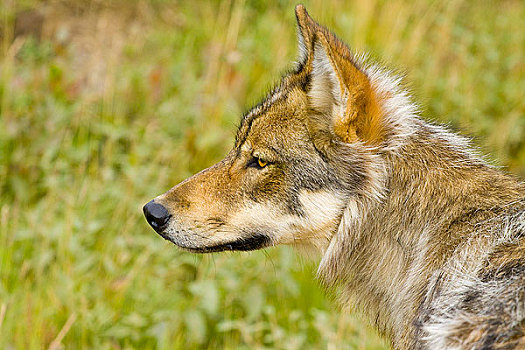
[309,37,346,118]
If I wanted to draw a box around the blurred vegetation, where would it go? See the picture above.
[0,0,523,349]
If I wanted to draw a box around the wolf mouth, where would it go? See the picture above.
[172,233,272,253]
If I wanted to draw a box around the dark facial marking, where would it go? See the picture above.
[183,232,271,253]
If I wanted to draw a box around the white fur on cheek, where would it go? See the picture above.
[229,190,345,252]
[296,190,345,235]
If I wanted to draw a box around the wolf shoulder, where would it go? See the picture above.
[419,201,525,349]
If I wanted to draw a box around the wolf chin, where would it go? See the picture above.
[144,5,525,349]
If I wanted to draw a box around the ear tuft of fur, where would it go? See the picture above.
[309,35,344,118]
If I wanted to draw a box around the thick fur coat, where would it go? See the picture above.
[144,5,525,349]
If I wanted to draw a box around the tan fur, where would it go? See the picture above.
[144,5,525,349]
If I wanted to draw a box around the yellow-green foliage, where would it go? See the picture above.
[0,0,523,349]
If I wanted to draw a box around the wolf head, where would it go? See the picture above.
[144,5,414,254]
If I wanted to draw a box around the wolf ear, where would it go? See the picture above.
[295,5,383,145]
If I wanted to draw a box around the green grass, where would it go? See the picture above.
[0,0,523,349]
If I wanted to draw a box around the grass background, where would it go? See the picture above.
[0,0,523,349]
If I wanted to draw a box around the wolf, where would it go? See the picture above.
[143,5,525,349]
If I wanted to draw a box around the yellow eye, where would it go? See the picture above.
[257,158,268,168]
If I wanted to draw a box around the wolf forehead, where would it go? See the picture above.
[234,71,312,151]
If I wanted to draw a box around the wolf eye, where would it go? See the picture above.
[247,156,269,169]
[257,158,268,168]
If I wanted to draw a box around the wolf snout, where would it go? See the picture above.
[143,200,171,232]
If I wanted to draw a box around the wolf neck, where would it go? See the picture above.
[318,120,525,346]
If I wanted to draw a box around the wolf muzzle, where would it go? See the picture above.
[143,200,171,233]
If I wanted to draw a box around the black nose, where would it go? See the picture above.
[143,200,171,232]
